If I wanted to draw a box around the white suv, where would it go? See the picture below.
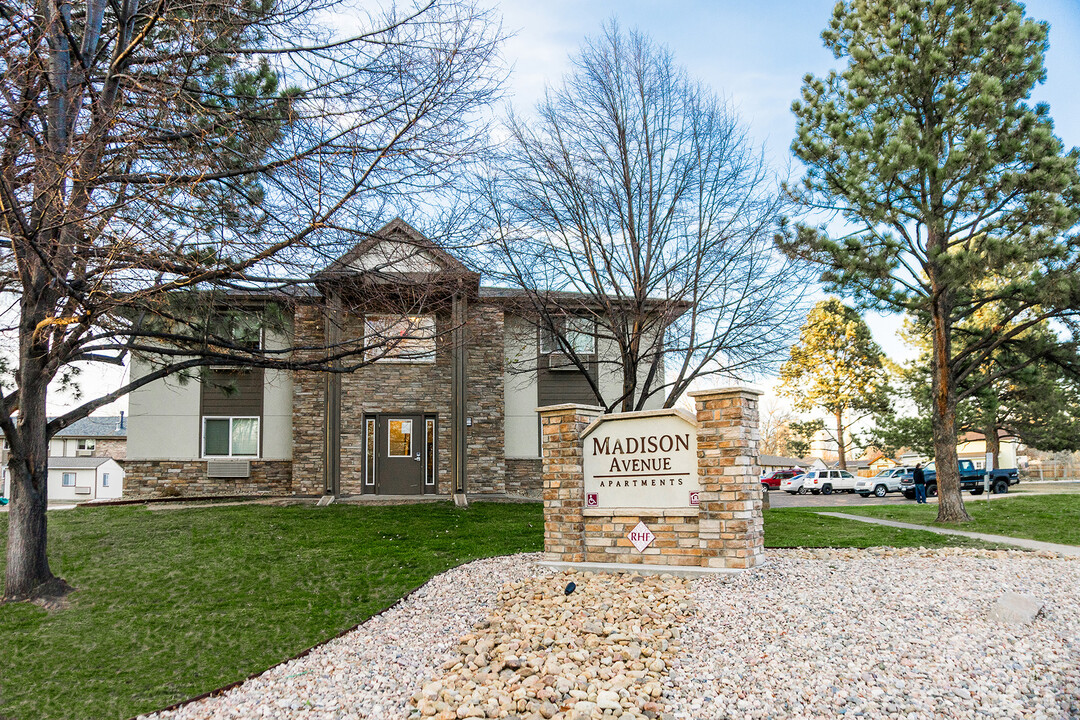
[803,469,857,495]
[855,467,913,498]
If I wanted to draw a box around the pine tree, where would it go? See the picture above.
[779,299,891,469]
[782,0,1080,521]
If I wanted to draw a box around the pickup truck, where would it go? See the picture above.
[899,459,1019,499]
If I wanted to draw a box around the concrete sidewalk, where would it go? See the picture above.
[816,511,1080,556]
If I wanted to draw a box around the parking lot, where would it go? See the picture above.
[766,488,916,508]
[766,480,1080,508]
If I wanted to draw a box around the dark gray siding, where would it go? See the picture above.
[537,359,598,406]
[200,368,264,416]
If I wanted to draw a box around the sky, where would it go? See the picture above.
[48,0,1080,415]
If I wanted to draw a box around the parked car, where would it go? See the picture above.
[899,459,1020,499]
[761,469,804,493]
[781,473,807,494]
[855,467,914,498]
[803,468,858,494]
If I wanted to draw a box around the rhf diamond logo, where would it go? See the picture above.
[627,521,655,552]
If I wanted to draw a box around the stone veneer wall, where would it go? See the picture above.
[583,509,701,567]
[505,458,543,494]
[540,387,765,571]
[293,300,506,497]
[691,388,765,569]
[466,305,506,493]
[540,405,603,563]
[123,460,293,498]
[92,438,127,460]
[291,302,331,497]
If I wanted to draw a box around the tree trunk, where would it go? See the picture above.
[835,409,846,470]
[3,382,62,601]
[929,290,970,523]
[984,424,1000,470]
[4,286,69,601]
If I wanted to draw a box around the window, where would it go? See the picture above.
[213,312,263,352]
[202,417,259,457]
[425,418,436,486]
[62,472,76,487]
[540,317,597,355]
[102,473,110,487]
[365,315,436,362]
[388,419,413,457]
[365,418,376,486]
[76,438,95,456]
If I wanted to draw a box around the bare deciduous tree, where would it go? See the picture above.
[481,23,812,412]
[759,398,795,457]
[0,0,503,600]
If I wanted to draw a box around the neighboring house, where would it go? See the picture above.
[899,432,1019,470]
[51,414,128,460]
[0,414,127,501]
[841,449,897,477]
[958,431,1018,469]
[759,455,809,476]
[48,457,125,502]
[126,219,669,499]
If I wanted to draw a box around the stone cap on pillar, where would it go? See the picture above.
[688,387,764,400]
[535,404,605,414]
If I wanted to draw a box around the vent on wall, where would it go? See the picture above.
[206,460,251,478]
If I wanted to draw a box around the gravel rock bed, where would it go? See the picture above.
[409,572,691,719]
[670,548,1080,719]
[142,554,545,720]
[141,548,1080,720]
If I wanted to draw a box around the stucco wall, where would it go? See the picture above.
[128,358,202,460]
[128,328,293,462]
[503,313,540,459]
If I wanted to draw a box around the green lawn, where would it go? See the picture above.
[0,500,1023,720]
[763,507,1007,549]
[0,502,544,720]
[838,494,1080,546]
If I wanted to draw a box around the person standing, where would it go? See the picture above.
[913,463,927,504]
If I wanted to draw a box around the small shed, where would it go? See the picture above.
[47,457,125,502]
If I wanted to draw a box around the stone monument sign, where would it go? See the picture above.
[538,388,765,575]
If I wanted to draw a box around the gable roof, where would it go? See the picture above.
[759,454,808,467]
[316,218,470,277]
[52,416,126,439]
[49,457,113,469]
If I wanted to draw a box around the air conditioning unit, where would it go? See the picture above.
[74,487,91,495]
[75,449,93,457]
[206,460,251,478]
[547,352,579,372]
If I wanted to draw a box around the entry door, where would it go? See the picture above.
[376,415,425,494]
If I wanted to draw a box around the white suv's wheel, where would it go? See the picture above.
[874,484,888,498]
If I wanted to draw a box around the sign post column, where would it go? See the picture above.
[538,404,603,563]
[691,387,765,570]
